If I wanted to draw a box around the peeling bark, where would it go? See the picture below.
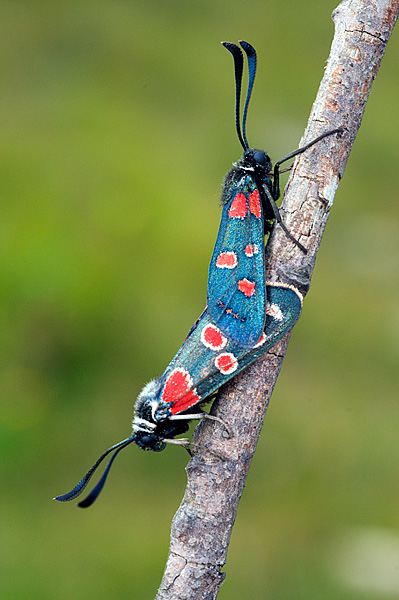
[155,2,399,599]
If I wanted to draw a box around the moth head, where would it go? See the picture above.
[242,148,272,175]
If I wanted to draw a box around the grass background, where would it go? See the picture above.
[1,1,399,598]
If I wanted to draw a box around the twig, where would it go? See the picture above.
[155,2,399,599]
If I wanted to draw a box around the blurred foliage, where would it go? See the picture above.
[1,1,398,599]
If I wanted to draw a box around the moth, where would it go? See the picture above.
[55,41,341,507]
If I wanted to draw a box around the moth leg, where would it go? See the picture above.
[272,127,343,198]
[278,163,293,175]
[168,412,232,438]
[262,184,307,254]
[202,413,232,438]
[162,437,193,455]
[162,437,228,460]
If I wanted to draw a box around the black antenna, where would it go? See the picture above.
[222,40,258,152]
[222,42,245,151]
[239,41,257,151]
[53,435,136,507]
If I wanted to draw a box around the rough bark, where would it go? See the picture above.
[155,2,399,599]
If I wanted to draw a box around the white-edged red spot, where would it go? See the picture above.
[253,332,266,348]
[201,323,227,351]
[161,368,201,414]
[215,352,238,375]
[216,251,237,269]
[244,243,259,257]
[266,303,284,321]
[249,190,261,218]
[237,278,255,297]
[228,193,247,218]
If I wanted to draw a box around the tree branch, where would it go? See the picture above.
[155,2,399,599]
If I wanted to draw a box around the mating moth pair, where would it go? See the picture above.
[55,41,341,507]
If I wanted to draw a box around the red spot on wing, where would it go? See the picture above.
[201,324,227,351]
[249,190,261,218]
[162,368,201,414]
[253,332,266,348]
[266,303,284,321]
[215,352,238,375]
[170,391,201,414]
[228,193,248,218]
[216,251,237,269]
[244,243,259,257]
[237,278,255,297]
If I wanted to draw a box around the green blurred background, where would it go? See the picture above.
[1,1,398,598]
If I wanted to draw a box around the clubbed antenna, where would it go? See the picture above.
[222,42,245,150]
[239,41,257,151]
[222,40,258,152]
[53,435,135,508]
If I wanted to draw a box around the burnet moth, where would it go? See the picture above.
[55,41,341,508]
[208,41,342,348]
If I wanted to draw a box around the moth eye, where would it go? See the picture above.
[253,151,268,165]
[140,435,154,446]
